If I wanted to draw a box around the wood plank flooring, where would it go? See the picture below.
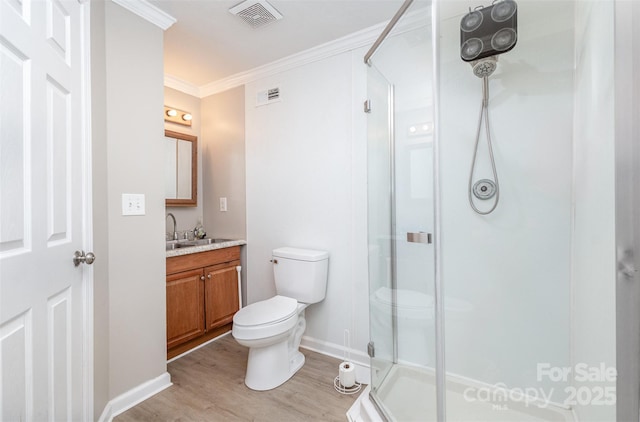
[115,334,360,421]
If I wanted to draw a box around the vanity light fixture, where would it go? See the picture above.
[164,106,192,127]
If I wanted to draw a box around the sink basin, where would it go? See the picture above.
[195,238,232,245]
[166,238,233,251]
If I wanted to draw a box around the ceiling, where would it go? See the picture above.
[150,0,405,87]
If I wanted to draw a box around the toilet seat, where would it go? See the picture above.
[233,295,299,340]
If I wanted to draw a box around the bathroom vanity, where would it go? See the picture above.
[165,241,245,359]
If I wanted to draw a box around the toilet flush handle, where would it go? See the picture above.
[270,259,278,264]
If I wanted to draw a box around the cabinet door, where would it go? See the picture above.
[204,263,240,330]
[166,268,205,349]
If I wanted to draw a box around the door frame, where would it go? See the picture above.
[614,0,640,420]
[78,0,94,419]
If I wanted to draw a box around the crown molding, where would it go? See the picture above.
[164,75,200,98]
[165,9,428,98]
[111,0,176,30]
[198,20,388,98]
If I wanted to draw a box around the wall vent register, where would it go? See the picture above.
[256,87,281,106]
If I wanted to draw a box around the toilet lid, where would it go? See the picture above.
[234,295,298,327]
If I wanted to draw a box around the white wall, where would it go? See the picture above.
[571,0,616,419]
[164,88,203,234]
[201,86,248,305]
[438,0,574,400]
[102,1,168,399]
[201,87,247,241]
[90,2,110,417]
[244,50,370,361]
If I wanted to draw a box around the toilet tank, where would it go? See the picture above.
[272,247,329,304]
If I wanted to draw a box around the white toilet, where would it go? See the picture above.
[232,247,329,391]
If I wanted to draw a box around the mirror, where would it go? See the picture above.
[165,130,197,206]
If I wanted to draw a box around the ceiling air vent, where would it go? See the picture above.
[229,0,283,29]
[256,87,281,107]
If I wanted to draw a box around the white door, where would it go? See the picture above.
[0,0,92,420]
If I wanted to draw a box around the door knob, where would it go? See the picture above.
[73,250,96,267]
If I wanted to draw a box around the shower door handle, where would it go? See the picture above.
[407,232,432,244]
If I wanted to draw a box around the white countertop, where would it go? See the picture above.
[166,239,246,258]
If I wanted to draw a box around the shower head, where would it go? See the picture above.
[472,56,498,78]
[460,0,518,64]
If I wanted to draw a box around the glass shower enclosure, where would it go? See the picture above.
[364,0,619,420]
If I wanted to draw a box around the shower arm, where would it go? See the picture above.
[364,0,415,65]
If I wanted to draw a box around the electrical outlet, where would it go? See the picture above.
[220,197,228,212]
[122,193,145,216]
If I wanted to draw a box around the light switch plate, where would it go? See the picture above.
[219,197,227,212]
[122,193,145,216]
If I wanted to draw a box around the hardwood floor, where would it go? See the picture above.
[115,334,360,421]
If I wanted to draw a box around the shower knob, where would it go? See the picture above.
[472,179,497,200]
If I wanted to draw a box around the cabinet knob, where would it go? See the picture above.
[200,275,205,281]
[207,274,212,279]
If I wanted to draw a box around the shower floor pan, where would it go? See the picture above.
[348,365,574,422]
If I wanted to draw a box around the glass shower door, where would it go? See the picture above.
[367,64,395,401]
[366,2,438,420]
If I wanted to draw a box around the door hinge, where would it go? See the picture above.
[364,99,371,113]
[367,341,375,358]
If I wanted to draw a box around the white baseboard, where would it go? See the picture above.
[98,372,172,422]
[300,335,371,384]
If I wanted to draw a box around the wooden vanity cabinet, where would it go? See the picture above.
[166,268,205,349]
[204,263,240,331]
[166,246,241,359]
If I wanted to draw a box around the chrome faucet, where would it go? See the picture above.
[166,213,178,240]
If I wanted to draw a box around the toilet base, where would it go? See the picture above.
[290,350,305,377]
[242,311,308,391]
[245,342,306,391]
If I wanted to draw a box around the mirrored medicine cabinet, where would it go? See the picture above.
[165,130,197,207]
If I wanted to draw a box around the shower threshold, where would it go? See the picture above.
[347,365,575,422]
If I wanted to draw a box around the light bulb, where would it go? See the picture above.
[182,113,192,121]
[166,109,177,117]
